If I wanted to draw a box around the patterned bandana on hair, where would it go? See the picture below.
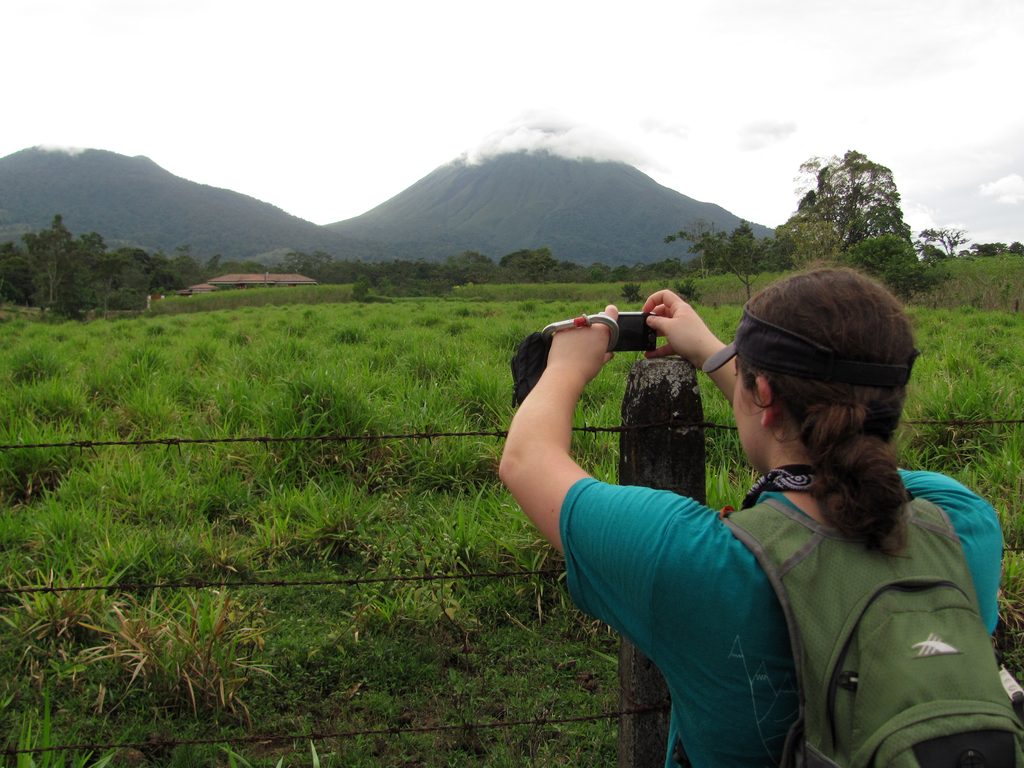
[743,464,814,509]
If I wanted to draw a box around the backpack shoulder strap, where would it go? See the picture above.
[723,499,826,767]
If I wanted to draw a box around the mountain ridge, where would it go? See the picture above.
[0,146,773,265]
[327,152,773,264]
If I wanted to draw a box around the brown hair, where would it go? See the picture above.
[738,268,916,552]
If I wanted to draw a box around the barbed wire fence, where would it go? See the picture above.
[2,383,1022,764]
[4,414,1024,598]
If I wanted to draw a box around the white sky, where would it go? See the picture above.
[4,0,1022,246]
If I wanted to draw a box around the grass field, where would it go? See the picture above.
[1,284,1023,766]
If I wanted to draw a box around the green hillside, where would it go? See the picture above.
[327,151,774,264]
[0,148,375,261]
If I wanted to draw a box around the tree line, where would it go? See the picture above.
[0,217,716,318]
[2,151,1020,318]
[0,216,278,319]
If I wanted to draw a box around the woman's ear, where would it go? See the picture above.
[755,376,785,428]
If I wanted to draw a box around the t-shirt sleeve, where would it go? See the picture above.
[901,469,1003,632]
[559,477,727,649]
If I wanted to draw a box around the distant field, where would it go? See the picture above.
[919,255,1024,311]
[1,290,1023,765]
[145,255,1024,316]
[147,274,787,316]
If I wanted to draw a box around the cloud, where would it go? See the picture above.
[902,202,939,239]
[979,173,1024,204]
[737,121,798,151]
[35,144,88,156]
[903,201,970,239]
[464,114,653,168]
[640,118,690,140]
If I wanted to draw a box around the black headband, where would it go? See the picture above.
[703,309,918,387]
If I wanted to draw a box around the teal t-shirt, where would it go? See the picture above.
[559,470,1002,768]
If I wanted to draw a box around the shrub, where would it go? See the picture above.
[621,283,642,302]
[674,278,701,302]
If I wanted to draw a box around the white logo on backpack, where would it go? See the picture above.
[912,633,961,657]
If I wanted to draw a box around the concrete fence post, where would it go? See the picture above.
[617,357,705,768]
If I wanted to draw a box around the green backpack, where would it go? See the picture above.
[725,497,1024,768]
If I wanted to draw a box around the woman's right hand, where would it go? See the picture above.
[641,289,725,369]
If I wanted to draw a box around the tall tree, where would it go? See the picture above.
[665,219,719,277]
[23,214,76,311]
[21,216,117,317]
[56,229,104,318]
[666,221,773,299]
[22,215,106,317]
[917,227,970,261]
[792,150,912,249]
[715,222,763,300]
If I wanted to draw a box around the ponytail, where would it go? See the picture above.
[799,400,908,552]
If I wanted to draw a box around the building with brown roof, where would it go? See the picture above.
[206,273,318,289]
[176,283,217,296]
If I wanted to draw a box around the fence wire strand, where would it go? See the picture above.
[1,415,1021,452]
[0,567,562,596]
[3,703,671,756]
[10,550,1024,597]
[0,421,708,452]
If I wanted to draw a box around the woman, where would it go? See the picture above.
[499,268,1003,767]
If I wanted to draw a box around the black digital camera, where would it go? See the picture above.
[614,312,657,352]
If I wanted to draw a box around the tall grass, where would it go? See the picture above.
[0,294,1021,764]
[921,256,1024,311]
